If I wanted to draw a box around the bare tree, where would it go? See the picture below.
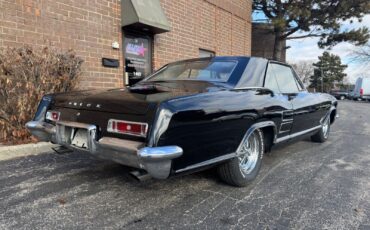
[290,61,314,86]
[352,43,370,63]
[253,0,370,61]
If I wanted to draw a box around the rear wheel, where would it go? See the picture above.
[218,129,264,187]
[311,116,330,143]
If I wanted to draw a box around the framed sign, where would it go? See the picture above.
[123,32,152,86]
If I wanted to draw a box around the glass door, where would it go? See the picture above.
[123,31,152,86]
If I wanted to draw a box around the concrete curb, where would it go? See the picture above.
[0,142,56,161]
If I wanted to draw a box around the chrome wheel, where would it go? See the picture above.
[322,118,330,139]
[237,131,261,176]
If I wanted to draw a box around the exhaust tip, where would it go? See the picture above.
[130,170,152,181]
[52,146,73,155]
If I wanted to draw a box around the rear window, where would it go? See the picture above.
[147,60,237,83]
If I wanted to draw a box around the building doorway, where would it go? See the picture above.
[123,31,152,86]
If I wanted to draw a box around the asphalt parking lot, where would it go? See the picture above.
[1,100,370,230]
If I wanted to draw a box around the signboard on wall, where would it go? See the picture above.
[124,33,152,86]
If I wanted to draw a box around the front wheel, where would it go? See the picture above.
[340,95,345,100]
[218,129,264,187]
[311,116,330,143]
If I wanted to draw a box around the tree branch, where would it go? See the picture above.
[286,34,323,40]
[281,27,300,39]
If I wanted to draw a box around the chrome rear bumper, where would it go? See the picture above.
[26,121,183,179]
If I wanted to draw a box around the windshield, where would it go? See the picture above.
[146,60,237,83]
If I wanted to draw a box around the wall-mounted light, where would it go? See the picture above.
[112,41,120,49]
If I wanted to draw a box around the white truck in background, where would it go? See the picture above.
[353,77,370,101]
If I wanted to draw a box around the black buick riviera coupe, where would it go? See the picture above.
[26,56,337,187]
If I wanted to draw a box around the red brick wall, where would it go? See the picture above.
[153,0,252,70]
[0,0,123,89]
[0,0,252,89]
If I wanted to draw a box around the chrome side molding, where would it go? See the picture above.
[275,125,321,143]
[175,152,236,174]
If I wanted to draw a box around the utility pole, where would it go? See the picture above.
[320,67,324,93]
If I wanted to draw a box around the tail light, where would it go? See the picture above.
[360,88,364,96]
[45,111,60,122]
[107,119,148,137]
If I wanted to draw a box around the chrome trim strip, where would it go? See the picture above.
[249,121,278,143]
[148,107,173,147]
[175,152,236,173]
[279,120,293,134]
[275,125,321,143]
[233,86,269,90]
[282,110,294,122]
[320,105,336,125]
[56,121,96,130]
[278,129,291,134]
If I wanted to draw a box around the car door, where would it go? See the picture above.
[263,63,294,139]
[270,62,321,134]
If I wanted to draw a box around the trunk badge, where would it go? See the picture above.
[96,104,101,108]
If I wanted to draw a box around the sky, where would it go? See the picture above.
[253,12,370,84]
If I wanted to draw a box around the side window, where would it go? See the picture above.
[264,65,281,93]
[271,64,300,94]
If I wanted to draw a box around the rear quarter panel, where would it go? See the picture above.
[157,90,291,172]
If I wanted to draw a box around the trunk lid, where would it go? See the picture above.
[53,81,227,115]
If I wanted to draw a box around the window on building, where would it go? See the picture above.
[199,49,215,58]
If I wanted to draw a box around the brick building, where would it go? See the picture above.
[0,0,252,89]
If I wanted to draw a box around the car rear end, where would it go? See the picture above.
[25,57,243,180]
[26,90,183,180]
